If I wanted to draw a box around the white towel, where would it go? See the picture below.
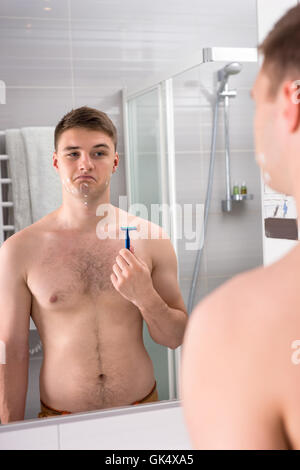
[21,127,62,223]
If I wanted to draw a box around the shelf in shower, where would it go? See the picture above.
[231,194,254,201]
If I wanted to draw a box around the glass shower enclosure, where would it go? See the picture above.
[123,47,258,401]
[123,80,178,402]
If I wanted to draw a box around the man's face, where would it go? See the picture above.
[252,67,291,194]
[53,127,119,199]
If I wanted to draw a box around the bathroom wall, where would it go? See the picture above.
[0,0,261,418]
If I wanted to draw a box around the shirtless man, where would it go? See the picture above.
[0,106,188,423]
[181,4,300,450]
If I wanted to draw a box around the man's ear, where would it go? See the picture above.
[112,152,119,173]
[281,80,300,133]
[52,151,59,172]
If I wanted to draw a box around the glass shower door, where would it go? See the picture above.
[125,84,176,401]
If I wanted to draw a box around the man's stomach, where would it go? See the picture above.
[37,317,155,413]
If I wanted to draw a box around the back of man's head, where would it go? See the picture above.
[54,106,117,152]
[259,4,300,98]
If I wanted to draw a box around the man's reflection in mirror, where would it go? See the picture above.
[0,107,188,423]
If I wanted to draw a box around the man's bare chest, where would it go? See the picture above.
[27,237,126,310]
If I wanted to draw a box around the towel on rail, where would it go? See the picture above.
[21,127,62,224]
[5,127,62,232]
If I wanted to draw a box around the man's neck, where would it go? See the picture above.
[56,190,114,232]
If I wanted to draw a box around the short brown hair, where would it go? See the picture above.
[258,4,300,97]
[54,106,117,151]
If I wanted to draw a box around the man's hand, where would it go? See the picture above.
[111,247,154,305]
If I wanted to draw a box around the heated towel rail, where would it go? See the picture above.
[0,131,14,245]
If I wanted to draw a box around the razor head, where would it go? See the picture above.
[121,226,138,250]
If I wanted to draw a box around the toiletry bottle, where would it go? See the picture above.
[241,181,247,195]
[233,181,240,195]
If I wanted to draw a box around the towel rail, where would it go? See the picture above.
[1,202,13,207]
[0,138,14,244]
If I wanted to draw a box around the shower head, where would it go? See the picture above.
[217,62,242,94]
[219,62,242,79]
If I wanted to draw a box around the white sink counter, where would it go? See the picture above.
[0,399,192,450]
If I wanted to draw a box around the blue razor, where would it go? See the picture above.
[121,226,137,249]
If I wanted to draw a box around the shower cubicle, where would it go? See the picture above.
[123,47,261,401]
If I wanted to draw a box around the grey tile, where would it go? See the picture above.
[191,275,210,306]
[206,276,232,298]
[187,275,232,311]
[0,0,69,19]
[29,329,43,359]
[177,236,207,279]
[25,356,43,421]
[178,278,190,309]
[110,152,127,205]
[72,58,163,89]
[206,254,262,278]
[175,152,205,204]
[173,91,256,155]
[70,18,185,62]
[0,18,70,60]
[201,150,261,213]
[0,57,72,87]
[0,87,73,130]
[73,88,124,140]
[205,210,263,263]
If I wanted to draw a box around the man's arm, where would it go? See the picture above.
[180,274,288,450]
[111,234,188,350]
[137,237,188,349]
[0,236,32,424]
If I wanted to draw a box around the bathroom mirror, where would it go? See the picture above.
[0,0,261,427]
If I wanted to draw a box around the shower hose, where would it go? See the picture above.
[187,92,221,315]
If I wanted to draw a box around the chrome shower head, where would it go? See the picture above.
[217,62,242,94]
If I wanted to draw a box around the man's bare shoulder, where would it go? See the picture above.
[0,213,55,269]
[1,226,35,253]
[192,246,300,328]
[184,252,300,395]
[2,217,47,246]
[182,248,300,449]
[0,230,32,281]
[140,220,175,267]
[186,264,269,357]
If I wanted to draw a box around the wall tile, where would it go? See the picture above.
[0,0,69,19]
[0,57,72,88]
[205,210,263,263]
[0,87,73,129]
[25,356,43,420]
[0,18,70,60]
